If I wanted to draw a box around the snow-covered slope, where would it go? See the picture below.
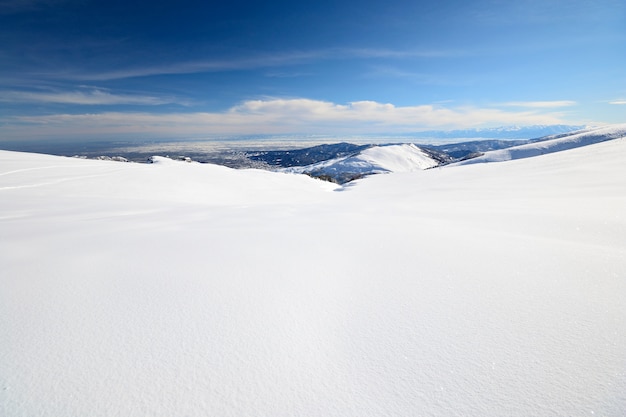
[454,123,626,165]
[412,124,585,140]
[1,139,625,416]
[0,153,338,206]
[285,143,441,182]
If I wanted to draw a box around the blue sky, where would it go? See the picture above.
[1,0,625,141]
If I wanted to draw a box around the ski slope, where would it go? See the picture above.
[1,137,625,416]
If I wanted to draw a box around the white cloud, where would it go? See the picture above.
[0,89,186,106]
[609,99,626,105]
[502,100,577,108]
[227,99,568,128]
[2,98,573,140]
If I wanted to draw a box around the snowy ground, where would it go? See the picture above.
[1,138,625,416]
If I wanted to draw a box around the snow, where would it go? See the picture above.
[454,123,626,165]
[1,138,626,416]
[285,143,439,177]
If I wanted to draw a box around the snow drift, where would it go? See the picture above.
[1,137,625,416]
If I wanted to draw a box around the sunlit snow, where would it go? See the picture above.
[454,123,626,165]
[285,143,440,177]
[1,137,625,416]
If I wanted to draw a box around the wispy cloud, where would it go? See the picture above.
[264,71,314,78]
[364,65,459,86]
[502,100,577,108]
[343,47,467,59]
[45,51,331,81]
[0,88,189,106]
[0,0,67,14]
[2,98,574,140]
[33,48,458,81]
[609,99,626,105]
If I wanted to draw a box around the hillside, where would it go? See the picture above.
[1,137,625,416]
[284,143,447,183]
[454,124,626,165]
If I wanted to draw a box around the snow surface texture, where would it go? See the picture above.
[454,124,626,165]
[1,138,626,416]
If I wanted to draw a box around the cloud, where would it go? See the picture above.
[502,100,577,108]
[343,48,466,59]
[0,0,66,14]
[38,48,458,81]
[364,66,456,86]
[1,98,574,140]
[264,71,313,78]
[48,51,331,81]
[227,99,567,128]
[609,99,626,105]
[0,89,188,106]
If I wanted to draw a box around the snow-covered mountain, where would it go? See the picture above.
[283,143,449,183]
[410,124,585,140]
[424,138,535,160]
[274,125,625,183]
[246,142,372,167]
[454,124,626,165]
[1,131,626,417]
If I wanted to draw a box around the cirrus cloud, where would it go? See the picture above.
[0,88,187,106]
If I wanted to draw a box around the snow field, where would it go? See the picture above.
[1,138,625,416]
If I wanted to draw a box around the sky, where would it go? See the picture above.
[0,0,625,142]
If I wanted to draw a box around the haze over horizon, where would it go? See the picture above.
[1,0,625,142]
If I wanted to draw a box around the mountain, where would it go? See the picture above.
[243,125,625,183]
[276,123,626,184]
[246,142,372,167]
[283,143,450,183]
[453,124,626,165]
[423,139,535,160]
[419,125,619,161]
[409,124,585,140]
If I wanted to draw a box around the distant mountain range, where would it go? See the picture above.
[246,125,625,183]
[247,143,371,168]
[408,124,586,140]
[105,125,622,184]
[281,144,449,184]
[4,124,621,185]
[452,124,626,166]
